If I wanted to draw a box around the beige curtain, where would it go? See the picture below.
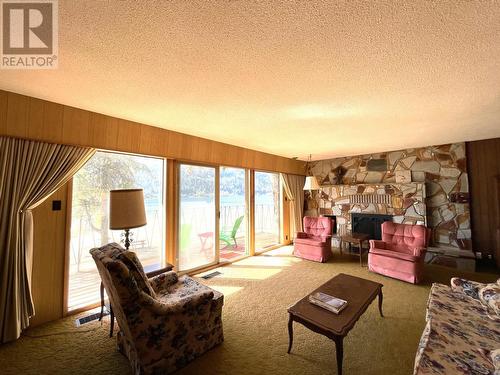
[281,174,306,239]
[0,136,95,343]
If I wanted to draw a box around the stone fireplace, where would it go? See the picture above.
[309,143,471,250]
[316,182,426,236]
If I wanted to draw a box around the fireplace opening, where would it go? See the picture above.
[320,214,337,235]
[351,213,393,240]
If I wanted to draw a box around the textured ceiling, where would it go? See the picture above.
[1,1,500,160]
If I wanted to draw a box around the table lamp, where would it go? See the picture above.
[109,188,147,249]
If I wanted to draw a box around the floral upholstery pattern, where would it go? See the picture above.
[450,277,483,300]
[120,250,157,297]
[479,283,500,322]
[490,349,500,374]
[90,243,224,375]
[149,271,179,293]
[414,280,500,375]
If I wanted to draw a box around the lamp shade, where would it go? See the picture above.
[109,189,147,230]
[303,176,320,190]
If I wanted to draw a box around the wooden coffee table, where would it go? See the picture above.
[340,233,370,266]
[287,273,383,375]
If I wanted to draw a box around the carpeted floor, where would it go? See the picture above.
[0,246,497,375]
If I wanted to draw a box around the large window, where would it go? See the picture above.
[220,167,248,261]
[178,164,216,271]
[254,171,281,251]
[68,151,165,311]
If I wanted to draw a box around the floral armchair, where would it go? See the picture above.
[90,243,224,375]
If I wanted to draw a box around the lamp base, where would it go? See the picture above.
[121,229,133,250]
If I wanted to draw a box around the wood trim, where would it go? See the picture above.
[62,180,73,315]
[249,170,255,256]
[215,166,220,265]
[467,138,500,265]
[281,191,292,245]
[165,159,177,268]
[245,169,251,255]
[175,161,181,271]
[30,184,68,326]
[65,302,101,317]
[495,175,500,269]
[0,90,305,175]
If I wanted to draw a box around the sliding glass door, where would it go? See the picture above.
[68,151,165,311]
[219,167,248,262]
[254,171,281,251]
[178,164,217,271]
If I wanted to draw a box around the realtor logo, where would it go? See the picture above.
[1,0,58,69]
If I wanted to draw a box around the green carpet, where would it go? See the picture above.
[1,247,497,375]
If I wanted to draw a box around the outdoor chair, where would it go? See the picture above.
[220,215,244,248]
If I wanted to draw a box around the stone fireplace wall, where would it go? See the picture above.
[309,143,471,250]
[317,183,426,236]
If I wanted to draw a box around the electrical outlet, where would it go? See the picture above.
[52,200,62,211]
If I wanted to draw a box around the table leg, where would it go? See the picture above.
[362,240,368,266]
[100,281,115,336]
[109,306,115,337]
[378,289,384,318]
[359,241,363,266]
[334,336,344,375]
[287,314,293,354]
[99,282,104,321]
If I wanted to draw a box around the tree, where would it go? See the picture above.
[73,152,158,246]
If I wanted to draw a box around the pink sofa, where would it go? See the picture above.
[293,216,332,262]
[368,222,431,284]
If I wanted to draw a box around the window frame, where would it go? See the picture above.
[253,169,283,254]
[176,161,220,273]
[65,149,167,314]
[218,166,251,263]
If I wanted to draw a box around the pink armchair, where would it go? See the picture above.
[368,222,431,284]
[293,216,332,262]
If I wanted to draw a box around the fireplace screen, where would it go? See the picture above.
[351,213,393,240]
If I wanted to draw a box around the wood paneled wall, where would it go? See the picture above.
[0,89,305,326]
[30,184,68,326]
[466,138,500,268]
[0,90,305,174]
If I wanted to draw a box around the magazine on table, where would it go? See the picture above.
[308,292,348,314]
